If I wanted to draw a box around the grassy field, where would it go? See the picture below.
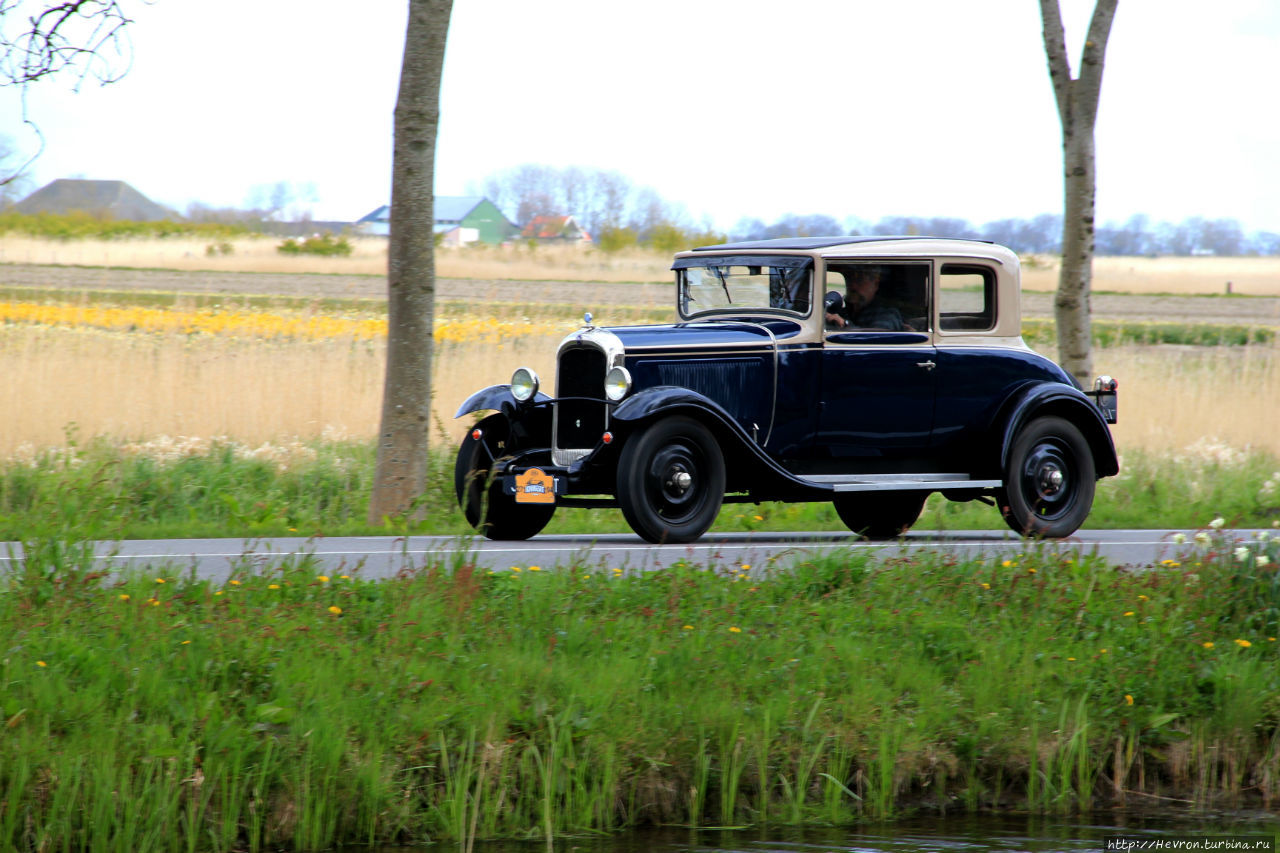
[3,536,1278,850]
[3,234,1280,294]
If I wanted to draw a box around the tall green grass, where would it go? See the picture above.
[2,534,1278,850]
[1,437,1276,541]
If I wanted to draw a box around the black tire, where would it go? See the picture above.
[998,415,1096,538]
[616,416,725,544]
[454,415,555,541]
[832,491,926,540]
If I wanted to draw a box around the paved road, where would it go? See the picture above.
[3,529,1260,582]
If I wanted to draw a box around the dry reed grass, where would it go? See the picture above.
[5,235,1275,295]
[2,321,1276,459]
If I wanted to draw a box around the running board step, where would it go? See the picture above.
[794,473,1002,493]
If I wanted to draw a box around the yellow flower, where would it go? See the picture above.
[118,593,130,601]
[1138,594,1149,601]
[529,566,541,572]
[1125,694,1134,705]
[682,625,694,630]
[753,515,764,521]
[1202,641,1215,649]
[36,661,47,668]
[339,575,351,580]
[729,626,742,633]
[510,566,522,573]
[1067,657,1076,661]
[1099,648,1107,654]
[229,579,242,586]
[1160,559,1181,568]
[155,578,166,584]
[181,640,191,645]
[1002,560,1013,568]
[214,590,223,596]
[328,606,342,615]
[317,575,330,583]
[1028,568,1037,574]
[268,584,280,590]
[981,582,991,589]
[1124,611,1135,616]
[740,564,751,571]
[1235,638,1252,648]
[148,598,160,607]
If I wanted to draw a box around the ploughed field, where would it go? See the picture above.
[3,262,1279,326]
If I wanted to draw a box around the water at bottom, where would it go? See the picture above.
[365,813,1279,852]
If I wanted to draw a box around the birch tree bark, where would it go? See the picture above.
[1038,0,1118,386]
[368,0,454,523]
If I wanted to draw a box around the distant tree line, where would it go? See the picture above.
[730,213,1280,257]
[480,164,1280,257]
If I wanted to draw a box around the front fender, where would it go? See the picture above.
[454,384,552,419]
[611,386,821,497]
[996,382,1120,478]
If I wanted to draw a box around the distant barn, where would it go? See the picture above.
[356,196,517,245]
[15,179,175,221]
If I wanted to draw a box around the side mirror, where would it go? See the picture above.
[824,291,844,314]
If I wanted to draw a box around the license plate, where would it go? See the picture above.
[514,468,556,504]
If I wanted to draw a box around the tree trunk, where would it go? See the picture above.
[1039,0,1118,387]
[368,0,454,524]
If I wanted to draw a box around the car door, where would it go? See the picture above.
[816,261,937,457]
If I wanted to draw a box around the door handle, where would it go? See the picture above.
[916,360,936,371]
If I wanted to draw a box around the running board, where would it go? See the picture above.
[794,473,1002,493]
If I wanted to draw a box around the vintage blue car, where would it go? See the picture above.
[455,236,1119,543]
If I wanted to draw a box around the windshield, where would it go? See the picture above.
[674,256,812,318]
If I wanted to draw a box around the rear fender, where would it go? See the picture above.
[996,383,1120,478]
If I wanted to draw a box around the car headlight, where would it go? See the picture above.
[604,366,632,402]
[510,367,539,402]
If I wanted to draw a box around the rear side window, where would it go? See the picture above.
[939,264,996,332]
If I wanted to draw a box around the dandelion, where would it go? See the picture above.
[1099,648,1108,654]
[510,566,522,573]
[1202,641,1215,649]
[729,626,742,633]
[1002,560,1013,568]
[155,578,166,584]
[328,606,342,615]
[181,640,191,645]
[1160,559,1181,568]
[1138,594,1149,601]
[339,574,351,580]
[981,582,991,589]
[753,515,764,521]
[1028,567,1037,574]
[268,583,281,590]
[1209,517,1226,530]
[317,575,330,583]
[1235,639,1252,648]
[148,598,160,607]
[214,590,223,596]
[1067,657,1077,661]
[1172,533,1187,544]
[36,661,47,668]
[229,579,242,586]
[683,625,694,630]
[118,593,130,601]
[1125,694,1134,705]
[1124,611,1135,616]
[740,564,751,571]
[529,566,542,572]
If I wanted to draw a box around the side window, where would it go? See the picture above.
[823,262,929,332]
[939,264,996,332]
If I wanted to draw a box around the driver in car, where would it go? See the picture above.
[825,266,907,331]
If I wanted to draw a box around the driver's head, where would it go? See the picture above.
[844,267,881,309]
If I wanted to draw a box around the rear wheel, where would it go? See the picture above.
[454,415,555,541]
[616,416,725,544]
[832,491,926,539]
[998,415,1095,538]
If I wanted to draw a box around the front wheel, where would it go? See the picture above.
[999,415,1096,538]
[832,491,926,540]
[454,415,555,541]
[616,416,725,544]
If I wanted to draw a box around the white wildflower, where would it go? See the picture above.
[1172,533,1188,545]
[1195,532,1211,544]
[1209,517,1226,530]
[1234,546,1251,562]
[1258,555,1272,568]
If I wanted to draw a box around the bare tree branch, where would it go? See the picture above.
[0,0,135,89]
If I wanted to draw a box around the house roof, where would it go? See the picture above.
[521,215,582,239]
[358,196,491,225]
[16,179,173,221]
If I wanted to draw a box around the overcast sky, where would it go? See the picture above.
[3,0,1278,232]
